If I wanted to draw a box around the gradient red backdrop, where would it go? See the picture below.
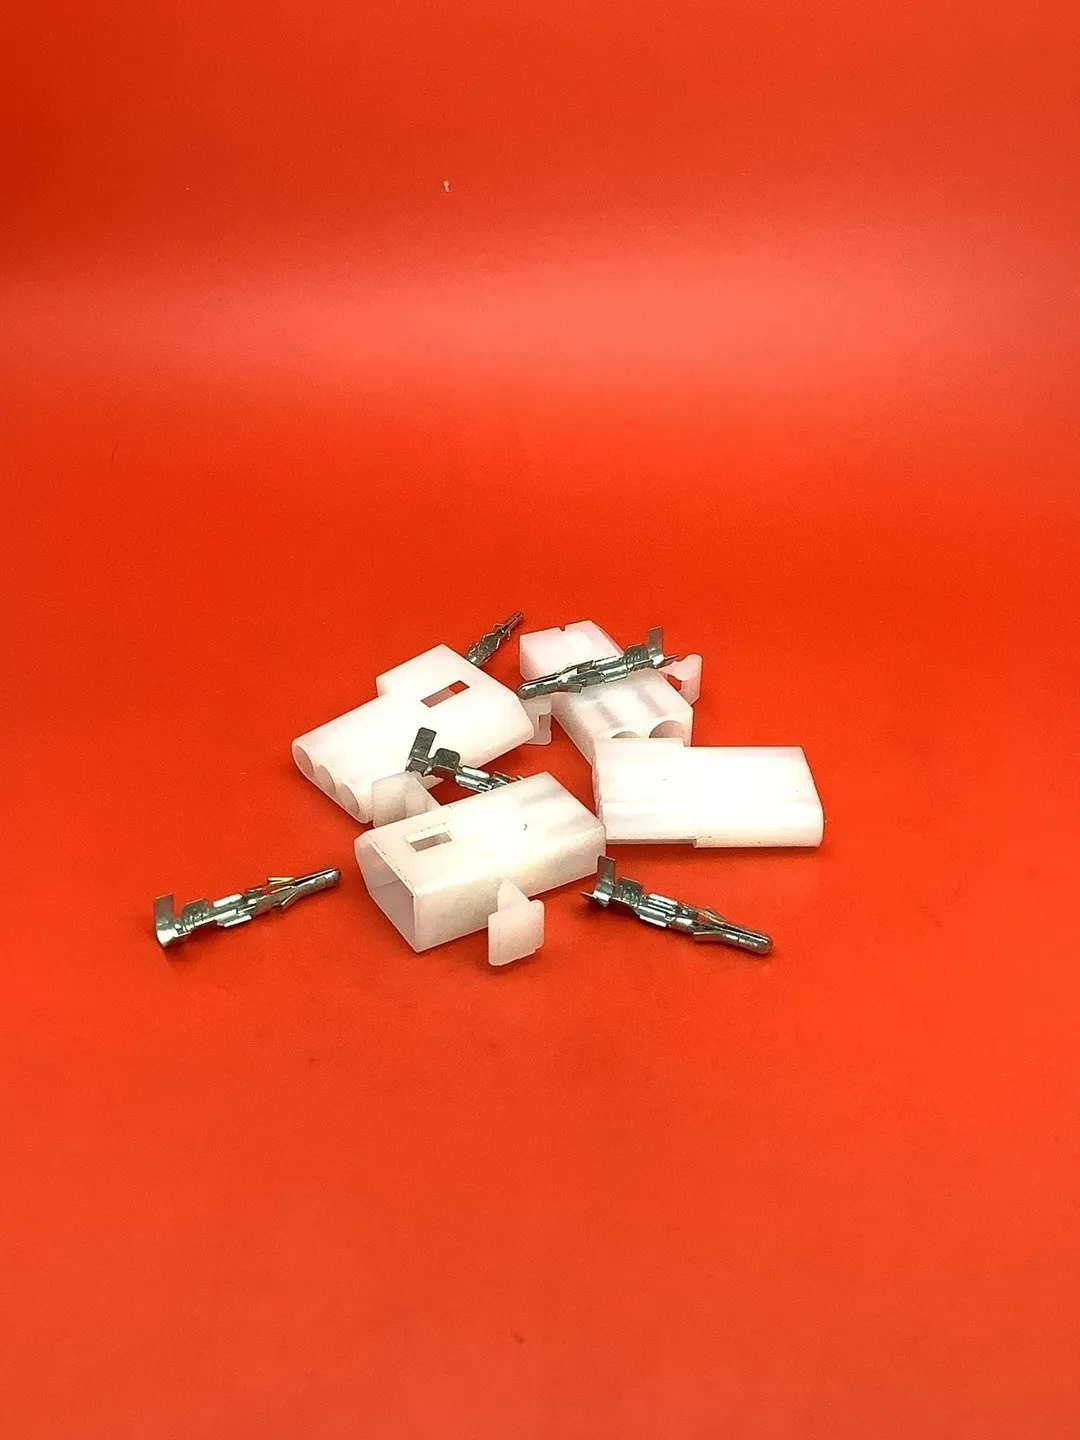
[3,1,1079,1435]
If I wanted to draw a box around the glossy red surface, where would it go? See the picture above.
[3,1,1079,1433]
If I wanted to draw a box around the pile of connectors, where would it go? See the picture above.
[154,615,823,965]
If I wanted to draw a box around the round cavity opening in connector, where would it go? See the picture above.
[336,784,362,819]
[609,730,638,740]
[292,743,316,781]
[313,765,337,796]
[649,721,685,738]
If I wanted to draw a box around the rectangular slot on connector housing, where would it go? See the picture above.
[421,679,470,707]
[408,830,453,852]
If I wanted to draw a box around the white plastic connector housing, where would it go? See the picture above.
[292,645,535,823]
[355,772,605,961]
[593,738,824,847]
[518,621,701,762]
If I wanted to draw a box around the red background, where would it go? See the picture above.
[3,1,1079,1435]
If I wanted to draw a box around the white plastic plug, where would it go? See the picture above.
[518,621,701,761]
[593,738,824,847]
[488,881,545,967]
[292,645,535,823]
[355,772,605,961]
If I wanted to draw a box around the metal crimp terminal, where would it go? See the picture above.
[463,612,524,669]
[517,626,678,701]
[582,857,772,956]
[406,726,519,794]
[153,867,341,948]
